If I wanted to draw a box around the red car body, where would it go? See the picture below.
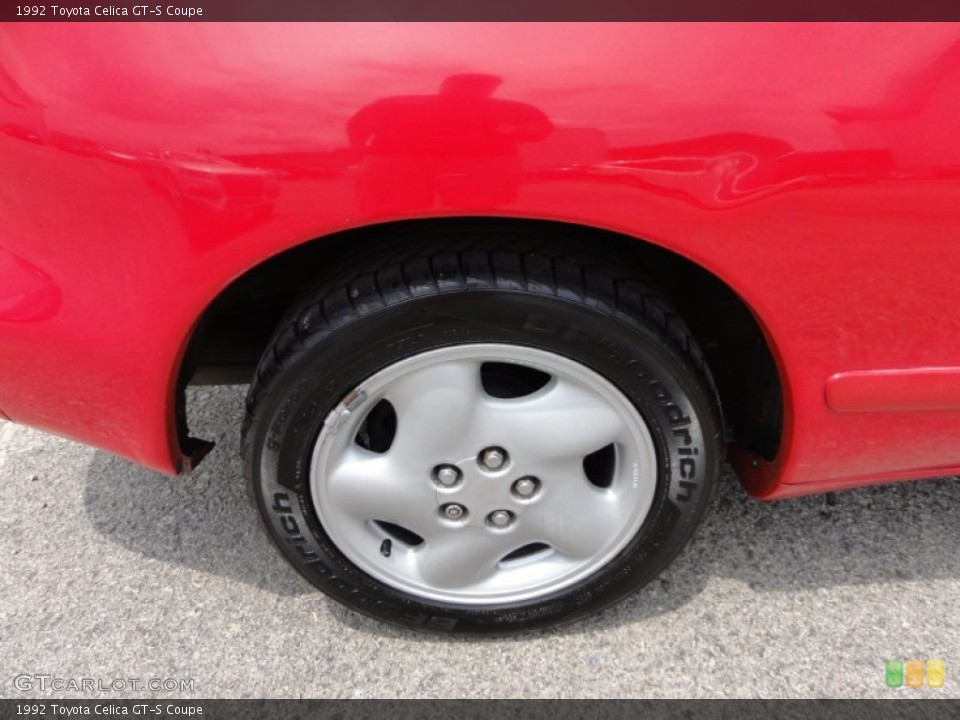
[1,22,959,500]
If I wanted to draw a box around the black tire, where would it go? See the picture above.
[242,238,722,635]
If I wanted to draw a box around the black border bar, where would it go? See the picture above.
[4,0,960,21]
[1,700,959,718]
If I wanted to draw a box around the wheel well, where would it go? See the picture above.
[179,217,783,462]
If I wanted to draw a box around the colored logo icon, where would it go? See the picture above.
[927,660,945,688]
[887,659,945,688]
[885,660,904,688]
[905,659,924,688]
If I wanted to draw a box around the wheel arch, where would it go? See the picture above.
[175,216,786,482]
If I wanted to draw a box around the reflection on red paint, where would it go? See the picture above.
[348,74,552,212]
[0,247,60,323]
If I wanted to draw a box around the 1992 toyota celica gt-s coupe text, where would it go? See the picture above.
[1,22,958,634]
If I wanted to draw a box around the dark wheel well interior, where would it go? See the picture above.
[178,218,783,463]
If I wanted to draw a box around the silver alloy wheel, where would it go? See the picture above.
[310,343,658,605]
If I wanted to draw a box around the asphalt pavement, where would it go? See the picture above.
[0,386,957,698]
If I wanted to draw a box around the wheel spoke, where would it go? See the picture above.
[525,470,626,560]
[385,359,483,464]
[479,377,624,461]
[416,528,515,590]
[323,447,435,537]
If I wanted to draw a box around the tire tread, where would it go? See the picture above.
[243,241,720,482]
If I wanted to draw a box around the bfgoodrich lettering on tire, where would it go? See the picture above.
[242,239,722,635]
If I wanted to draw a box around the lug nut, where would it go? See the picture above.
[512,477,539,498]
[479,447,507,470]
[442,503,466,521]
[487,510,514,528]
[434,465,461,487]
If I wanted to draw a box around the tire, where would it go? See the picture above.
[242,238,722,635]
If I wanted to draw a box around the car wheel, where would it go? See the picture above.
[242,240,722,634]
